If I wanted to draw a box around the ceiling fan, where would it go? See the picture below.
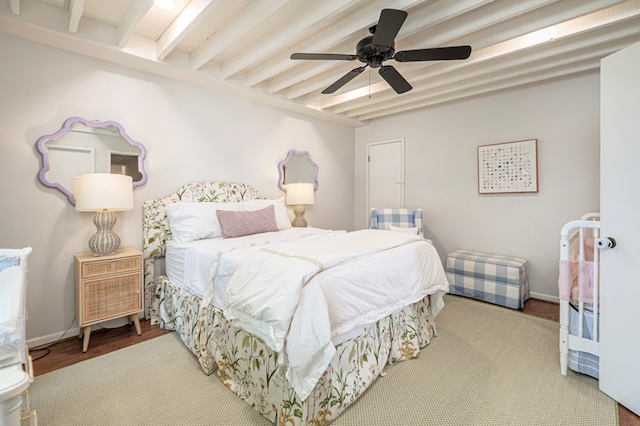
[290,9,472,95]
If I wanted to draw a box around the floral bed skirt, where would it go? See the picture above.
[154,276,440,425]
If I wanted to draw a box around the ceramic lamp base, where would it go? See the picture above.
[291,204,307,227]
[89,210,121,256]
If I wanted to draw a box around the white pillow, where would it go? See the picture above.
[388,225,420,235]
[166,197,292,243]
[238,197,292,230]
[165,202,243,243]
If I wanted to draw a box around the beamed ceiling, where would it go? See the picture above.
[2,0,640,127]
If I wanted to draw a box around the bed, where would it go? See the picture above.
[559,213,600,379]
[142,181,449,425]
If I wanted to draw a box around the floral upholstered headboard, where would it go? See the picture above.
[142,181,263,320]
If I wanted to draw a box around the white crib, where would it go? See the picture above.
[559,213,600,379]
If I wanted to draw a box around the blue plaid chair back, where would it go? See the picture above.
[370,208,423,236]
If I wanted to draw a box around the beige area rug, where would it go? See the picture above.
[30,295,617,425]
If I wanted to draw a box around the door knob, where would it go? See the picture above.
[596,237,616,249]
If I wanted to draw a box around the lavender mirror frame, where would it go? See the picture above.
[36,117,148,206]
[278,149,319,192]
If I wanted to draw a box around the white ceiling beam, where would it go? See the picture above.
[446,0,630,48]
[190,0,292,70]
[251,0,442,89]
[219,0,365,80]
[10,0,19,15]
[117,0,154,48]
[357,60,600,121]
[68,0,84,33]
[398,0,496,37]
[405,0,561,49]
[156,0,222,61]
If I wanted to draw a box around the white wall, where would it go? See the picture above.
[0,34,355,344]
[355,72,600,299]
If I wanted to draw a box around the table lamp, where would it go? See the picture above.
[286,182,315,227]
[75,173,133,256]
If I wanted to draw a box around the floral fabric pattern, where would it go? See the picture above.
[142,181,262,320]
[155,276,438,426]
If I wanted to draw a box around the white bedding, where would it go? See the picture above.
[165,227,339,307]
[165,228,449,402]
[223,229,449,400]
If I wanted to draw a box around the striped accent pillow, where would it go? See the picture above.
[216,205,279,238]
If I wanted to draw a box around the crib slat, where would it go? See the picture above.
[593,227,599,342]
[578,301,584,338]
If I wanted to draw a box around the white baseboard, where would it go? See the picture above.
[530,292,559,303]
[27,327,83,348]
[27,316,130,348]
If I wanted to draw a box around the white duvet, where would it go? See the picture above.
[222,229,449,401]
[166,227,337,306]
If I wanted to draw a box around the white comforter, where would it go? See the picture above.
[166,228,335,306]
[223,229,449,401]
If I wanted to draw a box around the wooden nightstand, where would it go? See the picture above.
[74,248,143,352]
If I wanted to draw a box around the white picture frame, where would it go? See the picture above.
[478,139,538,194]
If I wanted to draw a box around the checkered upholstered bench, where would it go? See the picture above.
[445,250,530,309]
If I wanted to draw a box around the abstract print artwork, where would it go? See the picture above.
[478,139,538,194]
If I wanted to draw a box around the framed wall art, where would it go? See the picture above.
[478,139,538,194]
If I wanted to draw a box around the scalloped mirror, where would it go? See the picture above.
[36,117,147,205]
[278,149,319,192]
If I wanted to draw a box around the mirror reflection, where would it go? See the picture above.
[278,149,319,191]
[36,117,147,205]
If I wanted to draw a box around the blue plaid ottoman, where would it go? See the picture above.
[445,250,530,309]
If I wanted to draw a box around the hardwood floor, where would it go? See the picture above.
[30,319,171,376]
[30,299,639,425]
[522,297,559,322]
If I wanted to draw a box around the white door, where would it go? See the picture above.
[599,41,640,416]
[367,139,404,216]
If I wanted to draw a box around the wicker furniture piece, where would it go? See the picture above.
[74,248,143,352]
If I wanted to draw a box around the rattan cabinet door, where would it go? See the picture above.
[82,272,142,323]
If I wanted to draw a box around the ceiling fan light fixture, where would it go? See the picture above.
[290,8,472,95]
[154,0,176,11]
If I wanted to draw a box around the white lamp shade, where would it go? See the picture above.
[286,182,315,205]
[75,173,134,212]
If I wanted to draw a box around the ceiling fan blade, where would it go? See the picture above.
[322,66,366,94]
[372,9,407,47]
[291,53,358,61]
[394,45,472,62]
[379,65,412,94]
